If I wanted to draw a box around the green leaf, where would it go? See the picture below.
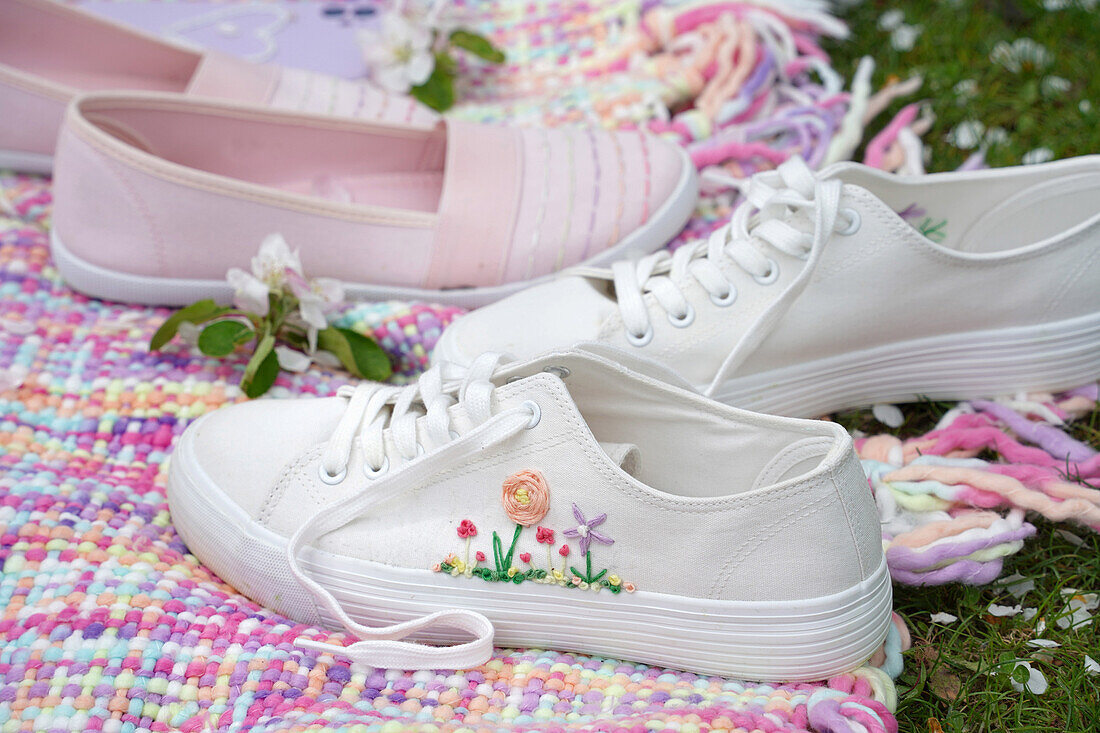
[197,320,253,357]
[449,30,505,64]
[150,299,230,350]
[434,49,459,77]
[409,61,455,112]
[317,327,392,381]
[240,334,279,398]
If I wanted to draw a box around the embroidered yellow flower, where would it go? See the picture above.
[609,575,621,587]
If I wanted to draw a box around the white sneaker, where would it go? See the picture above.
[167,349,890,680]
[435,156,1100,417]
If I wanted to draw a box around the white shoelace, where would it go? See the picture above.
[289,353,539,670]
[596,157,853,350]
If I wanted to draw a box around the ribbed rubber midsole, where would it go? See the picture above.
[714,311,1100,417]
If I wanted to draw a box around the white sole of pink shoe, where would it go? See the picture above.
[0,149,53,175]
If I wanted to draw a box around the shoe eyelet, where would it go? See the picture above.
[363,455,390,478]
[710,286,737,307]
[626,325,654,347]
[521,400,541,429]
[753,258,780,285]
[543,365,571,379]
[667,303,695,328]
[836,207,861,236]
[318,464,347,485]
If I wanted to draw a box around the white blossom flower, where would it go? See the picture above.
[985,126,1009,146]
[1008,661,1048,694]
[1040,76,1071,96]
[226,267,270,315]
[877,10,905,30]
[286,271,345,332]
[872,403,904,428]
[890,24,922,52]
[1086,655,1099,674]
[251,233,303,289]
[1022,147,1055,165]
[990,38,1052,73]
[1081,100,1093,114]
[946,120,985,149]
[275,346,312,373]
[358,13,435,93]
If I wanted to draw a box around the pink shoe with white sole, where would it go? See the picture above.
[50,92,697,307]
[0,0,438,174]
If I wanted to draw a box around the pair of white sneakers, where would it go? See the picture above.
[169,155,1100,680]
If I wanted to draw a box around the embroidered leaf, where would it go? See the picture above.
[503,524,523,569]
[150,299,230,350]
[410,57,455,112]
[449,30,505,64]
[590,568,608,583]
[492,531,505,573]
[240,333,278,398]
[317,327,392,381]
[197,320,253,357]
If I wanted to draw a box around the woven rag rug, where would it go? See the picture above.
[2,2,1099,732]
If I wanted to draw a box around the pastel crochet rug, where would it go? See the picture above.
[1,2,1097,732]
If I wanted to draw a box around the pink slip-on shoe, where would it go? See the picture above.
[0,0,438,174]
[50,92,697,306]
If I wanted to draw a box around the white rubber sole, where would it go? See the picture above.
[167,421,892,681]
[49,148,697,308]
[0,149,54,175]
[714,311,1100,417]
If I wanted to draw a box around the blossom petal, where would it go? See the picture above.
[226,267,270,316]
[275,346,312,373]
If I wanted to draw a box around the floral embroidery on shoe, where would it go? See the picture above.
[432,471,634,594]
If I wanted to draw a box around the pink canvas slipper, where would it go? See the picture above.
[50,92,697,307]
[0,0,439,174]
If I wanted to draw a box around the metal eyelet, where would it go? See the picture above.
[836,207,861,236]
[363,455,390,478]
[625,325,654,347]
[667,303,695,328]
[521,400,541,429]
[710,286,737,307]
[753,258,780,285]
[543,365,571,379]
[318,464,347,485]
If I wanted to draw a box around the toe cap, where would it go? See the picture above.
[183,396,347,519]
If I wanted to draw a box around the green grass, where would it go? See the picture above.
[822,8,1100,726]
[825,0,1100,171]
[838,402,1100,731]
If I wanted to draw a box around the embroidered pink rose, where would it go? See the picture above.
[501,469,550,526]
[476,551,486,562]
[457,519,478,538]
[519,552,531,564]
[536,526,555,544]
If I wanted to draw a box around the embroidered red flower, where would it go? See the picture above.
[476,551,486,562]
[501,469,550,526]
[519,552,531,563]
[536,526,555,544]
[558,544,570,557]
[457,519,477,538]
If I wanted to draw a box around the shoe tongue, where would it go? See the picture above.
[598,442,640,476]
[185,52,280,105]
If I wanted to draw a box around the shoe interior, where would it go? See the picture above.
[530,357,841,500]
[837,157,1100,255]
[79,100,446,213]
[0,0,200,93]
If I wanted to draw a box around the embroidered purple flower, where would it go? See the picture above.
[563,503,613,554]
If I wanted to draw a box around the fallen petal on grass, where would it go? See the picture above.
[930,612,958,624]
[988,603,1023,617]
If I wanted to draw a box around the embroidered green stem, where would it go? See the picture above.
[492,525,523,573]
[570,550,609,585]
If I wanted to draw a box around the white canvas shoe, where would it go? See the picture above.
[167,349,890,680]
[435,156,1100,417]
